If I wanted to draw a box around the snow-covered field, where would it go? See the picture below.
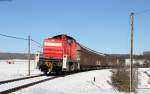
[0,59,42,81]
[1,60,150,94]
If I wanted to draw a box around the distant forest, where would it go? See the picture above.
[0,52,35,60]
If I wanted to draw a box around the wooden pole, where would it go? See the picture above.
[130,12,134,92]
[28,36,31,76]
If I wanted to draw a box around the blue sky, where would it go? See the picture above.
[0,0,150,54]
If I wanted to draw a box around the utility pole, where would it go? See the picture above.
[130,12,134,92]
[28,36,31,76]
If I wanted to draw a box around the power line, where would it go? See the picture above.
[0,33,42,47]
[30,39,42,47]
[134,9,150,15]
[0,33,27,40]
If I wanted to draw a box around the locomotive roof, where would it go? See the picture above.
[52,34,76,41]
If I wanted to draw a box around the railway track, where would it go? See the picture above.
[0,74,43,85]
[0,69,106,94]
[0,75,59,94]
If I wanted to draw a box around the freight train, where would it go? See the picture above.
[37,34,118,74]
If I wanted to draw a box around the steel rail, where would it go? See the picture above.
[0,74,43,85]
[0,76,58,94]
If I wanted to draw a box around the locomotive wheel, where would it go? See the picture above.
[55,67,62,75]
[44,70,48,75]
[68,62,75,72]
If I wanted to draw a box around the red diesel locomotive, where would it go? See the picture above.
[38,34,117,74]
[38,34,79,74]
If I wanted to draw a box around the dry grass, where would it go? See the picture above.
[111,68,137,92]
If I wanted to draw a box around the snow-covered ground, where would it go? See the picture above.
[1,60,150,94]
[15,69,120,94]
[0,59,42,81]
[14,69,150,94]
[138,68,150,88]
[137,68,150,94]
[0,76,51,93]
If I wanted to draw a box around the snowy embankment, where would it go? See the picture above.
[14,68,150,94]
[15,69,120,94]
[137,68,150,94]
[0,59,42,81]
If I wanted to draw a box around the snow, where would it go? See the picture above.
[137,68,150,94]
[14,68,150,94]
[15,69,121,94]
[1,60,150,94]
[0,76,51,92]
[0,59,42,81]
